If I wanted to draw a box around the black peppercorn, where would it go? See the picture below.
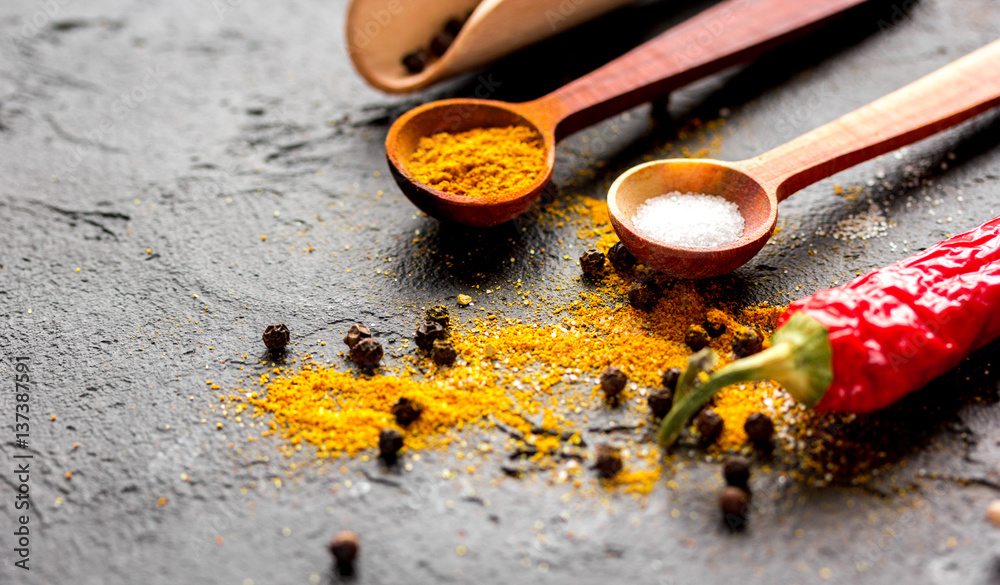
[720,486,750,531]
[579,248,606,278]
[430,30,455,56]
[343,323,372,349]
[392,397,422,427]
[704,317,727,338]
[599,366,627,403]
[351,337,383,368]
[414,321,447,351]
[696,408,724,445]
[661,367,682,391]
[262,323,290,350]
[645,272,674,293]
[607,241,637,272]
[328,530,360,573]
[402,49,429,74]
[685,324,711,351]
[444,17,465,36]
[378,428,404,465]
[723,457,751,491]
[426,304,450,328]
[628,282,657,310]
[647,387,673,419]
[431,339,458,366]
[732,327,763,358]
[744,412,774,444]
[592,444,623,479]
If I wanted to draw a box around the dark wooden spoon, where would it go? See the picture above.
[386,0,869,226]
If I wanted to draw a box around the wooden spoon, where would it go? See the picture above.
[608,38,1000,279]
[387,0,869,226]
[347,0,634,94]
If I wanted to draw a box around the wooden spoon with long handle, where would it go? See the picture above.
[608,37,1000,278]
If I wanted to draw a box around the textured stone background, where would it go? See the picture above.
[1,0,999,583]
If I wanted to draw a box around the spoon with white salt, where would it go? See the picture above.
[608,38,1000,279]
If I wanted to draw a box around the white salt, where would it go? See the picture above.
[632,191,744,249]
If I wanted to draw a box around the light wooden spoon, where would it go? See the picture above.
[347,0,634,94]
[608,37,1000,279]
[386,0,869,226]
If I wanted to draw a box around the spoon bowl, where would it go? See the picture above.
[608,38,1000,278]
[608,160,776,279]
[347,0,633,94]
[385,0,871,225]
[386,99,555,226]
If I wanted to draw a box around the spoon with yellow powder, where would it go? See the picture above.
[385,0,868,226]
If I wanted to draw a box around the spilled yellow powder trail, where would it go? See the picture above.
[236,195,792,491]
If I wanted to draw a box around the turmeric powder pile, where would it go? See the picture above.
[406,125,546,199]
[244,290,786,452]
[247,366,522,457]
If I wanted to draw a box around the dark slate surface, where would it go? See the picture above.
[2,0,1000,583]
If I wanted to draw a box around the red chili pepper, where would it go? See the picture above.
[659,215,1000,447]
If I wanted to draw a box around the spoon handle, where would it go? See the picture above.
[525,0,868,139]
[746,38,1000,200]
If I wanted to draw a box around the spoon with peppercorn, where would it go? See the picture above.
[347,0,634,93]
[386,0,869,226]
[607,38,1000,278]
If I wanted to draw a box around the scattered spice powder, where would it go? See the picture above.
[406,126,546,200]
[250,371,515,456]
[228,195,883,494]
[236,251,788,495]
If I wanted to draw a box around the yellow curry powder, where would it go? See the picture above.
[406,126,546,199]
[233,196,799,494]
[248,366,521,456]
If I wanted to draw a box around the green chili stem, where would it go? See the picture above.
[673,348,717,403]
[657,312,834,448]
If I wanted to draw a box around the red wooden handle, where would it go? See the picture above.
[744,38,1000,200]
[524,0,868,139]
